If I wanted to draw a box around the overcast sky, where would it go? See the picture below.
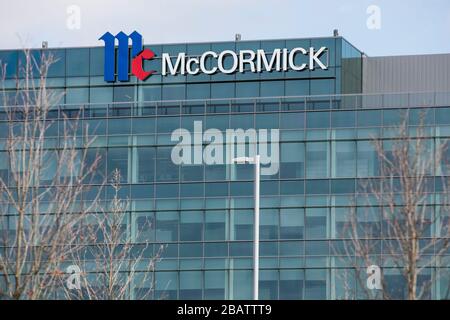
[1,0,449,56]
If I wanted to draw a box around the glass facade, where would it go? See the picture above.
[0,36,449,300]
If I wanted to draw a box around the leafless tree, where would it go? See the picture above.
[0,49,102,299]
[336,112,450,300]
[62,169,163,300]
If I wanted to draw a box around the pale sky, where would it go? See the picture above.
[1,0,449,56]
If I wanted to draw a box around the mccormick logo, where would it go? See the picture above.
[99,31,329,82]
[99,31,155,82]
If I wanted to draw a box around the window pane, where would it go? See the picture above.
[280,208,304,239]
[306,208,328,239]
[156,147,179,181]
[331,111,355,128]
[205,210,227,240]
[280,270,303,299]
[260,270,278,299]
[155,271,178,299]
[66,48,89,76]
[231,209,252,240]
[332,141,356,178]
[306,142,329,178]
[180,211,203,241]
[156,212,178,241]
[0,51,18,78]
[305,269,327,299]
[232,270,252,299]
[357,141,379,177]
[137,147,155,183]
[107,148,129,182]
[307,112,329,129]
[205,271,226,299]
[66,87,89,104]
[260,209,278,240]
[281,142,304,178]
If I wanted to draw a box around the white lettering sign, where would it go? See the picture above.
[161,47,328,76]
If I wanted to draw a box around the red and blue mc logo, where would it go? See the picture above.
[99,31,155,82]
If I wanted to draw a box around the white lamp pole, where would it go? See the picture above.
[232,155,260,300]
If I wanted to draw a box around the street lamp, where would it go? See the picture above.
[232,155,260,300]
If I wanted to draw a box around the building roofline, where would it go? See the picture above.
[0,35,353,52]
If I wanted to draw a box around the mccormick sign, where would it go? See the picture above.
[99,31,329,82]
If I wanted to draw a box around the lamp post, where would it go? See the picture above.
[232,155,260,300]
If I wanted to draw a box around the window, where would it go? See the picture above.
[85,148,106,183]
[204,242,227,257]
[261,81,284,97]
[259,81,284,111]
[180,183,203,198]
[306,142,329,178]
[307,112,329,129]
[235,81,259,98]
[47,49,65,77]
[280,270,303,299]
[180,271,202,300]
[132,118,155,135]
[180,211,203,241]
[156,212,178,241]
[139,85,161,102]
[285,80,309,97]
[0,152,9,184]
[155,272,178,299]
[332,141,356,178]
[134,212,155,242]
[281,142,304,178]
[357,141,379,177]
[331,111,355,128]
[89,47,104,76]
[306,208,328,239]
[155,183,178,198]
[89,87,112,116]
[280,112,304,129]
[204,210,227,240]
[230,242,252,257]
[162,84,185,100]
[114,86,134,102]
[186,83,210,100]
[0,51,18,78]
[232,270,252,299]
[136,147,155,183]
[66,48,89,76]
[108,118,131,135]
[358,110,381,127]
[179,243,202,257]
[255,113,279,129]
[211,82,234,99]
[310,79,333,95]
[260,270,278,299]
[157,116,180,133]
[156,147,179,181]
[260,209,278,240]
[231,209,252,240]
[305,269,327,299]
[107,148,129,182]
[205,271,226,299]
[280,209,304,239]
[66,88,88,104]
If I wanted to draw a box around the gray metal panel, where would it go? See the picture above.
[363,54,450,94]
